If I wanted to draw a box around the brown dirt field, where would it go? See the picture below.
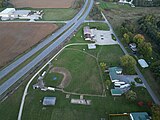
[0,22,58,68]
[10,0,75,8]
[49,67,71,89]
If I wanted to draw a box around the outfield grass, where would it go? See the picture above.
[42,8,78,21]
[52,48,103,94]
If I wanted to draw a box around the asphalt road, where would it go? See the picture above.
[101,12,160,105]
[0,0,94,96]
[0,0,89,80]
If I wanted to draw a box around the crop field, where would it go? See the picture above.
[0,23,58,68]
[10,0,75,8]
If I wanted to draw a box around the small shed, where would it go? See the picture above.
[88,44,96,49]
[43,97,56,106]
[138,59,149,68]
[130,112,150,120]
[111,89,123,96]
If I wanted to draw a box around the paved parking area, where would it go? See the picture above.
[92,29,117,45]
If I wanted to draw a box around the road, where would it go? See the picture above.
[0,0,89,80]
[101,12,160,105]
[0,0,94,96]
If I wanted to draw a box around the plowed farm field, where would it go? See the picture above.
[0,22,58,68]
[10,0,75,8]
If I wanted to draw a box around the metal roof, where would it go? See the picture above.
[43,97,56,106]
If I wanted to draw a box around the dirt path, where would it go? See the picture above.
[50,67,72,89]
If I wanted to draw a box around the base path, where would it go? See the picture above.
[50,67,71,89]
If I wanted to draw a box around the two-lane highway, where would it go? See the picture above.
[0,0,94,96]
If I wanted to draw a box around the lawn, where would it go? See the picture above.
[52,48,103,95]
[42,8,78,21]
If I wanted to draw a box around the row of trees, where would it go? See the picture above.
[89,5,103,20]
[138,15,160,81]
[121,21,152,59]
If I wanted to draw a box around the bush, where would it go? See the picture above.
[134,77,143,84]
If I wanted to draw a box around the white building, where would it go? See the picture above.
[0,8,15,17]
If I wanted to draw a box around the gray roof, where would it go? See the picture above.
[109,67,122,81]
[43,97,56,106]
[130,112,150,120]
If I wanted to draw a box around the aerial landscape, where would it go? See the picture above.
[0,0,160,120]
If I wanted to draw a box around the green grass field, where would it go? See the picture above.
[42,8,78,21]
[52,48,103,94]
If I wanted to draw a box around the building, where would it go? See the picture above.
[138,59,149,68]
[130,112,150,120]
[83,26,92,41]
[43,97,56,106]
[0,8,15,17]
[111,89,123,96]
[108,67,123,82]
[0,8,43,21]
[88,44,96,49]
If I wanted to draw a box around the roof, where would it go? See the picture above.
[138,59,149,68]
[0,8,15,14]
[109,67,122,81]
[43,97,56,105]
[83,26,91,35]
[111,89,123,96]
[14,10,31,16]
[130,112,150,120]
[88,44,96,49]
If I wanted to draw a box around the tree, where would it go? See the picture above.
[151,105,160,120]
[105,80,111,90]
[100,62,107,71]
[133,34,145,45]
[123,33,130,44]
[125,90,137,101]
[138,42,152,58]
[120,55,136,74]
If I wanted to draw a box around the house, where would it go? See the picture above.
[138,59,149,68]
[43,97,56,106]
[130,112,150,120]
[108,67,123,82]
[83,26,92,41]
[111,89,123,96]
